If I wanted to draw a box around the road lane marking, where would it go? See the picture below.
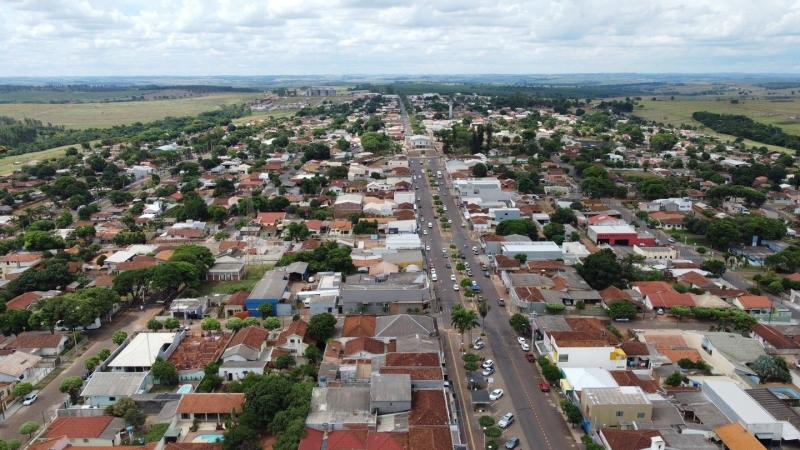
[445,329,478,450]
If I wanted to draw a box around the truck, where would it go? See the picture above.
[56,317,101,331]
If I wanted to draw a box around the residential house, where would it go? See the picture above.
[732,295,784,322]
[223,290,249,318]
[0,351,42,382]
[207,259,246,281]
[276,319,316,356]
[533,317,626,370]
[108,332,181,372]
[0,252,42,279]
[221,326,269,363]
[45,416,126,446]
[81,372,151,407]
[581,386,653,433]
[5,333,68,356]
[177,393,245,423]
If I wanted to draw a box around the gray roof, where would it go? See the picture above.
[81,371,148,397]
[556,272,592,290]
[285,261,309,275]
[539,289,569,304]
[703,332,767,367]
[568,290,602,301]
[658,429,719,450]
[381,250,424,265]
[0,352,42,377]
[394,335,441,353]
[635,400,686,430]
[671,391,731,430]
[221,344,260,361]
[99,417,127,441]
[503,234,533,243]
[157,400,180,423]
[209,262,245,273]
[370,374,411,402]
[249,269,289,300]
[533,315,571,333]
[375,314,436,338]
[507,273,555,288]
[219,359,269,369]
[343,272,427,290]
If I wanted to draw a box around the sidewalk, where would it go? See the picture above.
[0,400,23,424]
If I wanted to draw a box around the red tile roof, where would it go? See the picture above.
[6,334,66,350]
[256,212,286,226]
[385,353,440,367]
[344,337,386,356]
[342,315,377,338]
[367,433,408,450]
[226,290,249,307]
[46,416,114,438]
[277,319,315,346]
[736,295,773,309]
[176,393,245,414]
[228,326,268,350]
[116,256,157,271]
[0,252,42,263]
[751,324,800,349]
[600,429,664,450]
[633,281,673,296]
[648,291,695,309]
[408,390,448,426]
[408,427,452,450]
[5,291,42,310]
[326,430,368,450]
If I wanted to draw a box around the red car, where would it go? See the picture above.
[525,353,535,362]
[539,382,550,392]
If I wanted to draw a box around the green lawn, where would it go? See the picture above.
[195,264,273,296]
[663,229,708,246]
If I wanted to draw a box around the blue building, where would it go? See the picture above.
[246,269,291,317]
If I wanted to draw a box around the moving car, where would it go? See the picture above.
[539,382,550,392]
[425,246,431,251]
[504,437,520,449]
[498,298,506,306]
[498,413,515,428]
[22,393,38,406]
[489,389,504,401]
[668,238,676,243]
[445,262,451,268]
[423,230,428,235]
[450,274,456,281]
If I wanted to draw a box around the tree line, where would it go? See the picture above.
[691,111,800,151]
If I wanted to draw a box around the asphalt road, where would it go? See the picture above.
[0,306,160,441]
[412,156,576,450]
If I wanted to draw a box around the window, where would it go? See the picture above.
[558,354,569,363]
[637,412,645,419]
[615,411,624,417]
[182,413,190,420]
[83,439,89,443]
[109,397,116,401]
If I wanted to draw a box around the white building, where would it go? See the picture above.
[500,242,563,261]
[109,332,181,372]
[385,234,422,250]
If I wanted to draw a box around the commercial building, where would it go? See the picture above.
[247,269,291,316]
[587,225,656,246]
[500,241,563,261]
[339,272,430,315]
[582,386,653,433]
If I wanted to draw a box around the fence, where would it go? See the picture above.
[59,336,89,362]
[56,407,106,417]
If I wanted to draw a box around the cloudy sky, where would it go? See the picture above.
[2,0,799,76]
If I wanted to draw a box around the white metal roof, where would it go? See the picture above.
[109,332,177,368]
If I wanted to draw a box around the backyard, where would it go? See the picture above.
[195,264,273,297]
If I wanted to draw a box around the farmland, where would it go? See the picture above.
[0,93,261,129]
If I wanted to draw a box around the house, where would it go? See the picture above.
[45,416,126,446]
[339,273,430,315]
[169,298,209,319]
[646,291,695,314]
[255,212,286,227]
[221,326,269,362]
[5,333,68,356]
[342,315,377,338]
[749,323,800,355]
[81,372,151,407]
[108,332,181,372]
[206,260,246,281]
[114,256,157,273]
[5,291,44,311]
[732,295,776,320]
[677,271,717,290]
[223,290,249,317]
[177,393,245,422]
[0,351,42,382]
[683,331,766,383]
[633,245,678,260]
[533,316,625,370]
[0,252,42,279]
[328,220,353,237]
[581,386,652,433]
[334,194,364,218]
[276,319,316,355]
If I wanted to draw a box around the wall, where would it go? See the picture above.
[551,344,626,370]
[683,331,743,382]
[586,402,652,432]
[219,365,267,381]
[371,400,411,415]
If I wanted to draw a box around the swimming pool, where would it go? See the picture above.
[768,386,800,400]
[193,434,224,443]
[177,384,193,394]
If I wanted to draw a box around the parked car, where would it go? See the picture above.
[504,437,520,449]
[482,359,494,369]
[614,317,630,322]
[525,353,535,362]
[474,341,485,350]
[446,262,451,268]
[482,366,495,376]
[22,393,37,406]
[466,270,473,276]
[498,413,515,428]
[668,238,676,243]
[539,382,550,392]
[498,299,506,306]
[489,389,504,401]
[517,337,527,345]
[520,343,530,351]
[453,284,460,291]
[450,274,456,281]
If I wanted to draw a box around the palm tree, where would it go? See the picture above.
[451,305,468,350]
[477,298,491,331]
[463,309,479,345]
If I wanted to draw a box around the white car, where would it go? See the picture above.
[443,206,447,211]
[453,284,460,291]
[442,248,447,253]
[482,359,494,369]
[423,230,428,235]
[489,389,504,401]
[520,343,530,351]
[668,238,676,243]
[426,246,431,251]
[517,337,527,345]
[22,393,37,406]
[450,274,456,281]
[431,273,438,281]
[448,219,453,224]
[474,341,485,350]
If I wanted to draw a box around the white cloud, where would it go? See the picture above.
[0,0,798,76]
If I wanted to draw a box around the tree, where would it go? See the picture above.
[477,298,490,331]
[124,408,147,428]
[513,253,527,265]
[55,211,74,229]
[263,317,281,330]
[607,301,637,320]
[151,358,179,385]
[705,219,740,250]
[542,364,562,385]
[106,397,137,417]
[163,318,180,331]
[550,207,576,224]
[97,348,111,361]
[751,354,792,383]
[11,382,34,398]
[19,421,39,439]
[59,376,84,404]
[242,317,260,328]
[0,439,22,450]
[701,259,727,277]
[664,371,683,387]
[207,205,229,225]
[147,319,164,332]
[308,313,337,342]
[149,262,200,298]
[201,318,221,333]
[0,309,31,337]
[472,163,488,177]
[670,305,692,321]
[85,356,101,371]
[495,219,539,240]
[483,427,502,439]
[112,330,128,345]
[304,345,322,364]
[576,249,622,290]
[478,415,496,428]
[182,191,208,220]
[275,354,296,370]
[225,317,245,332]
[450,304,479,348]
[113,269,151,304]
[509,313,530,335]
[222,424,260,450]
[258,302,274,318]
[563,402,584,428]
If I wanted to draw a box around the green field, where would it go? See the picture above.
[0,93,260,129]
[0,89,154,103]
[231,109,300,125]
[0,141,101,176]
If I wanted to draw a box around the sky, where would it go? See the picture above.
[1,0,799,76]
